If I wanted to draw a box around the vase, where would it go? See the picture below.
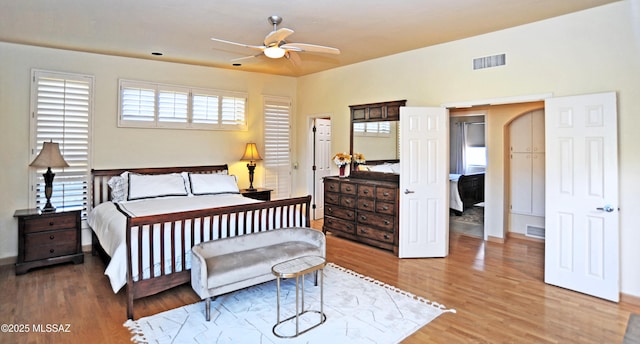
[339,165,346,178]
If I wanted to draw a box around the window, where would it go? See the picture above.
[263,96,292,199]
[30,70,93,216]
[353,121,391,137]
[119,80,247,130]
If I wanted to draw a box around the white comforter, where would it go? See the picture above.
[87,194,260,293]
[449,174,464,212]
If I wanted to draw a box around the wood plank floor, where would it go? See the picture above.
[1,221,638,343]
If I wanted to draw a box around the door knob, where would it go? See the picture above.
[596,204,615,212]
[404,189,415,194]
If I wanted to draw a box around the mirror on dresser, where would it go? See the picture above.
[349,100,406,171]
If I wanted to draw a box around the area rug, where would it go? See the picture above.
[124,263,455,344]
[624,314,640,344]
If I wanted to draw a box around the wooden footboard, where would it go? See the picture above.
[457,173,485,211]
[123,195,311,319]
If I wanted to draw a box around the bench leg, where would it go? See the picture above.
[205,297,211,321]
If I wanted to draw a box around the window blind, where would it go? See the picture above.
[119,80,247,130]
[263,96,292,200]
[31,70,93,216]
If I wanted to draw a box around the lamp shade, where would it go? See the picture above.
[29,141,69,168]
[240,143,262,162]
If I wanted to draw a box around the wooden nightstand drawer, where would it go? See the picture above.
[14,208,84,275]
[24,229,78,261]
[23,213,76,233]
[357,225,394,244]
[324,216,356,235]
[325,205,355,221]
[357,211,394,231]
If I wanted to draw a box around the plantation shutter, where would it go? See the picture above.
[263,96,291,200]
[31,70,93,216]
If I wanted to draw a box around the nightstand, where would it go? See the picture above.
[240,188,273,201]
[14,208,84,275]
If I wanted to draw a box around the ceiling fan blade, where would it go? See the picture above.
[281,43,340,55]
[264,28,294,45]
[285,51,302,66]
[230,53,264,62]
[210,37,265,51]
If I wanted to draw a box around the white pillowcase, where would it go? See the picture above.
[188,173,239,195]
[127,173,189,201]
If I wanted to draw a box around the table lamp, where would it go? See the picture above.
[240,143,262,191]
[29,141,69,212]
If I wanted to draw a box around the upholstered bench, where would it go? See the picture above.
[190,227,326,321]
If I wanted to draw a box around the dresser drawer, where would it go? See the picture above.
[376,187,396,202]
[23,229,78,261]
[325,192,340,205]
[324,216,356,235]
[340,182,357,195]
[340,195,356,208]
[357,185,375,198]
[357,224,395,244]
[357,211,394,231]
[356,198,375,212]
[325,205,355,221]
[23,213,76,234]
[324,179,340,193]
[376,201,396,215]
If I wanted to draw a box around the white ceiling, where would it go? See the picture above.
[0,0,619,77]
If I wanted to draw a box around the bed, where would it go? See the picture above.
[88,164,311,319]
[449,172,485,215]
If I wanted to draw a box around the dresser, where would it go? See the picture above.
[14,208,84,275]
[323,174,399,254]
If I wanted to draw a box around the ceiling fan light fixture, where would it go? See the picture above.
[264,46,285,59]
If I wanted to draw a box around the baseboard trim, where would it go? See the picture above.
[0,256,16,266]
[621,293,640,307]
[508,231,544,243]
[486,235,504,244]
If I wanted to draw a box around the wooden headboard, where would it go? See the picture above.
[90,164,229,208]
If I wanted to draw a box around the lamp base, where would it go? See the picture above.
[41,205,56,213]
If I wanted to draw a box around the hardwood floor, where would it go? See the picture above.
[1,220,638,343]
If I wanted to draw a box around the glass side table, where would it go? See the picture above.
[271,255,327,338]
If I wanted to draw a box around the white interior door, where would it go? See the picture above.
[544,92,619,302]
[313,118,331,219]
[399,107,449,258]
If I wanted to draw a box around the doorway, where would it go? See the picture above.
[448,112,486,239]
[307,116,332,220]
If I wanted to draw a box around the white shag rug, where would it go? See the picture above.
[124,263,455,344]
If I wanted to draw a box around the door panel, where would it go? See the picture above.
[399,107,448,258]
[314,118,331,219]
[544,92,619,302]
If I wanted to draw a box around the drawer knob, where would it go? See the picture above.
[360,229,367,234]
[345,187,352,191]
[360,215,367,221]
[49,222,55,226]
[383,192,389,197]
[363,203,369,208]
[382,206,389,210]
[345,199,351,204]
[363,190,369,194]
[384,220,390,225]
[49,235,55,240]
[384,234,390,239]
[49,249,55,253]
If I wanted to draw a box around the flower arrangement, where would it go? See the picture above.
[353,152,366,165]
[332,152,352,167]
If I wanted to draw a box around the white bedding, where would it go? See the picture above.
[449,174,463,212]
[88,194,260,293]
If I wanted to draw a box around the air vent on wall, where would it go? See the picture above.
[526,225,545,239]
[473,53,506,70]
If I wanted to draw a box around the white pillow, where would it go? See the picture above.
[189,173,239,195]
[127,173,188,200]
[370,164,395,173]
[107,172,129,202]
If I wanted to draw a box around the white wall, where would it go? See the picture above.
[0,42,297,257]
[295,1,640,296]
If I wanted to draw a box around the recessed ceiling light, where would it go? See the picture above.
[151,52,163,56]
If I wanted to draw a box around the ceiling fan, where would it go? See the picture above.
[210,15,340,64]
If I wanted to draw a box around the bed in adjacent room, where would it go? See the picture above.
[449,172,485,215]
